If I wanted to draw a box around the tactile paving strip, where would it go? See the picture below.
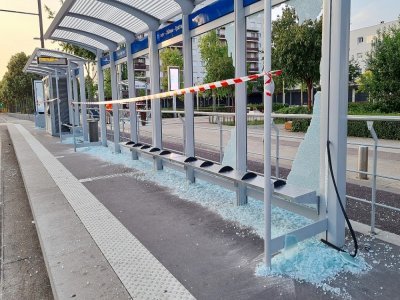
[15,124,195,300]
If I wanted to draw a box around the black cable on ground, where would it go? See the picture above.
[321,140,358,258]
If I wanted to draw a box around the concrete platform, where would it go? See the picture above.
[3,115,400,300]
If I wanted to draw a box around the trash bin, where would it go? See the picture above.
[87,119,99,142]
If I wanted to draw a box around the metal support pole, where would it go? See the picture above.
[57,98,62,141]
[55,71,62,141]
[173,95,177,118]
[97,51,107,147]
[127,41,138,144]
[183,12,195,182]
[235,0,248,205]
[196,91,199,111]
[110,54,120,153]
[178,114,186,153]
[66,63,73,124]
[72,103,77,152]
[46,73,53,133]
[72,74,79,126]
[263,0,273,268]
[320,0,351,247]
[79,64,88,141]
[367,121,378,234]
[272,121,280,178]
[149,30,163,170]
[217,116,223,164]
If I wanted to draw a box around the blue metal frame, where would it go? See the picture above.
[243,0,260,7]
[101,0,240,64]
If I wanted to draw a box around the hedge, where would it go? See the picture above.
[347,120,400,140]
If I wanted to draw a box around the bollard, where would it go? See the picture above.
[358,146,368,179]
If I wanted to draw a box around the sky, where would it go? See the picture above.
[0,0,399,79]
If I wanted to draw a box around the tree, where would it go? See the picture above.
[272,6,322,110]
[159,47,183,91]
[103,68,112,100]
[0,53,39,113]
[199,30,235,102]
[349,58,361,84]
[359,20,400,112]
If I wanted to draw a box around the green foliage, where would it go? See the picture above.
[291,119,311,132]
[272,103,289,111]
[85,76,96,101]
[275,105,310,114]
[248,103,289,112]
[272,6,322,110]
[356,70,373,98]
[281,101,400,139]
[103,69,112,100]
[361,20,400,112]
[347,121,400,140]
[349,58,361,83]
[198,30,235,99]
[159,47,183,91]
[348,102,379,114]
[0,52,39,113]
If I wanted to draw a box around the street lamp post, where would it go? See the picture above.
[0,0,45,48]
[37,0,44,48]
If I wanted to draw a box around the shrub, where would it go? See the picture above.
[276,105,310,114]
[348,120,400,140]
[292,119,311,132]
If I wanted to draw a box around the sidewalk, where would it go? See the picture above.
[3,114,400,299]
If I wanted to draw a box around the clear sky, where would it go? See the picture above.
[0,0,399,79]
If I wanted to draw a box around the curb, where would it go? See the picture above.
[7,124,131,300]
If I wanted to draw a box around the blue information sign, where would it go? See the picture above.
[156,20,182,44]
[131,37,149,54]
[113,48,127,61]
[101,55,110,66]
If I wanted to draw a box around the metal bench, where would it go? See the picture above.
[121,141,320,220]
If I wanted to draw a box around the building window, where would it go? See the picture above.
[357,36,364,44]
[357,53,363,59]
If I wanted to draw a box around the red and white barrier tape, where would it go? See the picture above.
[73,70,282,106]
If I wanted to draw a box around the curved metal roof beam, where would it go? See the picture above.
[26,69,48,76]
[96,0,160,31]
[173,0,195,14]
[35,47,87,61]
[58,27,118,51]
[28,67,60,75]
[66,12,135,41]
[29,64,58,71]
[49,37,99,54]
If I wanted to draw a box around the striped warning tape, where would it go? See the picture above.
[73,70,282,106]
